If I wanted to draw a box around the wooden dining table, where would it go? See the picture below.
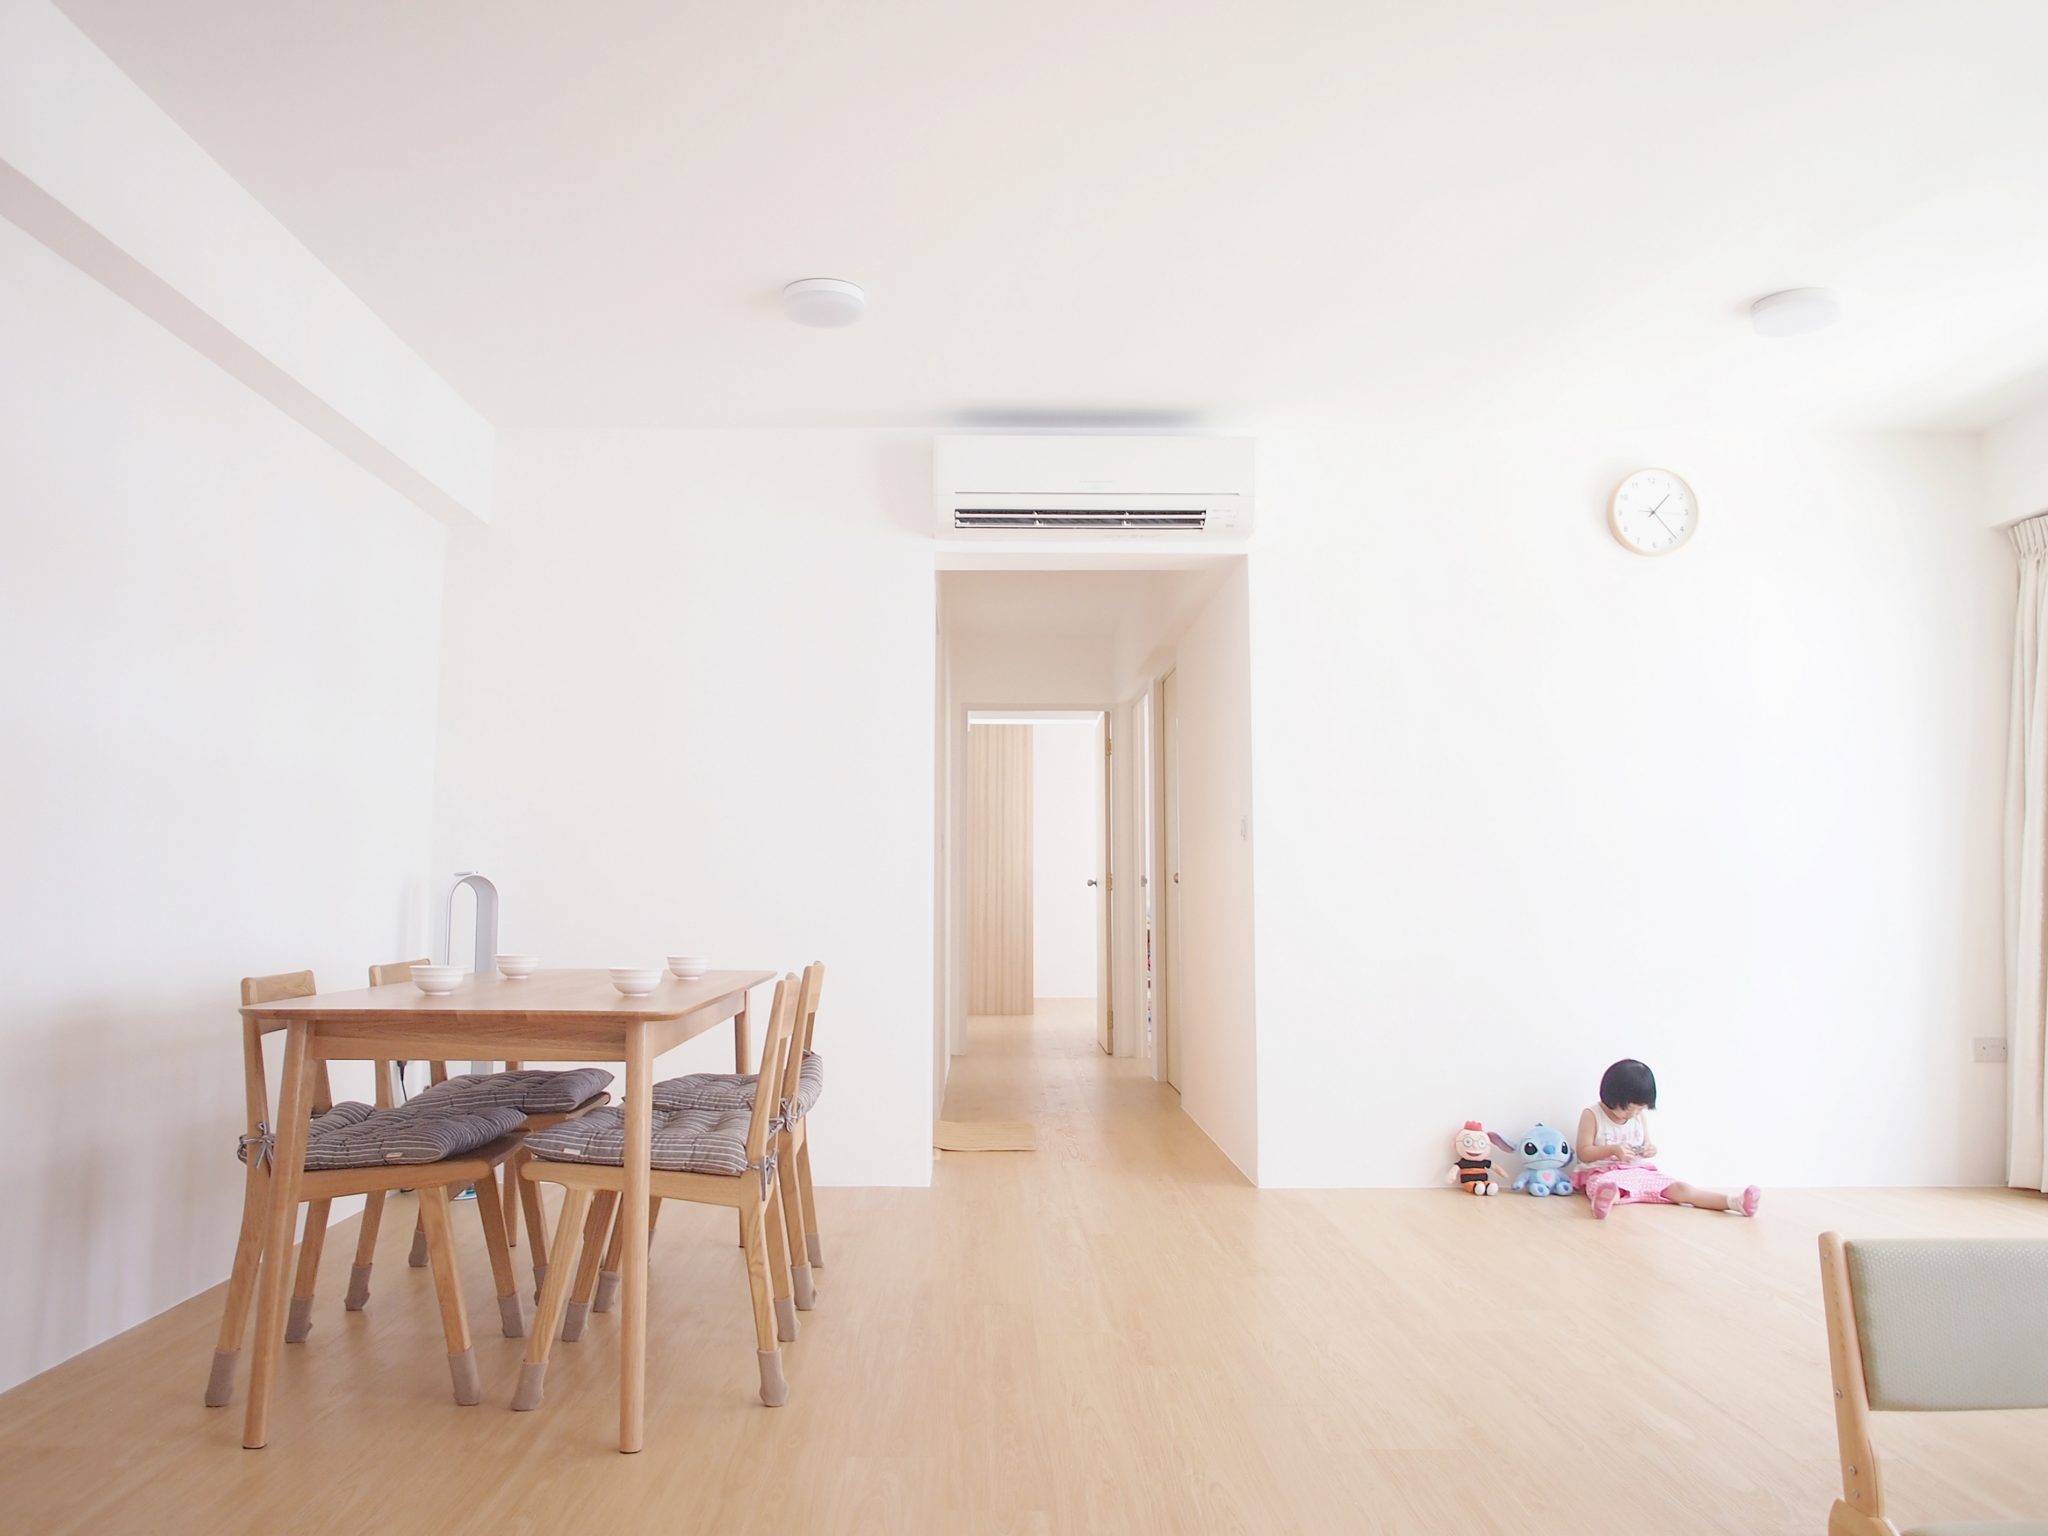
[237,967,776,1452]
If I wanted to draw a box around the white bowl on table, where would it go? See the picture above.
[610,967,664,997]
[496,954,539,980]
[410,964,465,996]
[667,955,708,981]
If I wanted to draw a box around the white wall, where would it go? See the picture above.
[1173,565,1262,1180]
[1031,722,1100,998]
[433,430,936,1186]
[1247,430,2011,1188]
[1984,391,2048,527]
[0,218,445,1389]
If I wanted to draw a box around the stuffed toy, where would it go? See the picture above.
[1447,1121,1499,1195]
[1488,1123,1576,1196]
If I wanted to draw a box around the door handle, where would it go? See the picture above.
[1085,878,1099,887]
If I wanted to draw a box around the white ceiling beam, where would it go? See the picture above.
[0,0,492,526]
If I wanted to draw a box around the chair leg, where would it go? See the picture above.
[416,1186,480,1405]
[471,1168,524,1339]
[796,1137,822,1267]
[778,1138,814,1310]
[594,1194,627,1315]
[764,1181,798,1343]
[503,1160,521,1248]
[593,1195,657,1315]
[409,1211,428,1268]
[205,1164,268,1406]
[517,1161,550,1302]
[345,1190,386,1311]
[285,1199,331,1343]
[513,1184,592,1411]
[562,1191,618,1342]
[741,1202,787,1406]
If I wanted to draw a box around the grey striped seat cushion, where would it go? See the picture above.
[653,1052,823,1122]
[238,1100,527,1172]
[523,1103,754,1176]
[410,1067,614,1116]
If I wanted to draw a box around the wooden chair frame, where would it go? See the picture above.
[1818,1231,2048,1536]
[204,971,525,1416]
[580,962,827,1323]
[514,973,803,1415]
[365,959,610,1301]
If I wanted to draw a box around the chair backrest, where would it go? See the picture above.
[238,970,330,1138]
[1819,1231,2048,1529]
[367,956,445,1092]
[746,975,801,1172]
[777,962,826,1106]
[1842,1237,2048,1410]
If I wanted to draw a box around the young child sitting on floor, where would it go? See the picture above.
[1576,1059,1761,1220]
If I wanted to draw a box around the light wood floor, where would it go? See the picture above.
[2,999,2045,1534]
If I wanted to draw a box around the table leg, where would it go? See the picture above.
[243,1022,314,1448]
[619,1021,652,1453]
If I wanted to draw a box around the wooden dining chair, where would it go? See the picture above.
[364,958,612,1301]
[204,971,527,1413]
[1819,1232,2048,1535]
[579,962,828,1323]
[513,973,803,1412]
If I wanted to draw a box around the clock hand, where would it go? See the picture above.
[1647,494,1670,515]
[1649,509,1681,538]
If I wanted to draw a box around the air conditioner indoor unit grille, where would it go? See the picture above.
[953,507,1209,532]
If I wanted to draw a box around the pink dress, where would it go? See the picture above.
[1575,1105,1677,1206]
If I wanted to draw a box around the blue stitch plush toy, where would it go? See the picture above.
[1488,1124,1576,1196]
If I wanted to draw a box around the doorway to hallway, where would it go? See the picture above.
[964,711,1107,1040]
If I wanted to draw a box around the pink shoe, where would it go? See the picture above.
[1591,1183,1620,1220]
[1739,1186,1761,1217]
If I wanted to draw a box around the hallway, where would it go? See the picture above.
[2,1004,2044,1533]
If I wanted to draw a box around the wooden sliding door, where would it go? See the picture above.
[967,724,1033,1015]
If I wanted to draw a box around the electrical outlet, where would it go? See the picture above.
[1974,1037,2008,1065]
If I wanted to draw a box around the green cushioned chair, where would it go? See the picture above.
[1819,1233,2048,1536]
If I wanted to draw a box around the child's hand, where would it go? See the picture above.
[1639,1142,1657,1158]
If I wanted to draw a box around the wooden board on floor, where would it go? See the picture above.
[933,1118,1037,1152]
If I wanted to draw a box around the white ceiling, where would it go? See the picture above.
[54,0,2048,432]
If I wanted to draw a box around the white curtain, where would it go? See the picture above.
[2006,514,2048,1191]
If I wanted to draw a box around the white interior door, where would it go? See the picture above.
[1160,671,1183,1091]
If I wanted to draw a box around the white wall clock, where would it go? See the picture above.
[1607,468,1698,556]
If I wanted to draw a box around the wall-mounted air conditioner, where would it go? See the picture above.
[933,435,1254,539]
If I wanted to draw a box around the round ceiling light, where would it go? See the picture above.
[1750,287,1842,338]
[782,277,866,328]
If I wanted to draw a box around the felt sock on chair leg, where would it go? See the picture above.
[343,1264,373,1311]
[791,1262,816,1311]
[408,1228,428,1268]
[511,1361,547,1412]
[497,1293,525,1339]
[285,1297,314,1343]
[561,1300,589,1342]
[204,1350,238,1408]
[447,1349,481,1406]
[757,1349,788,1407]
[775,1296,799,1342]
[805,1234,823,1267]
[593,1271,619,1314]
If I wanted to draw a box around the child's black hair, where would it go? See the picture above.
[1599,1059,1658,1111]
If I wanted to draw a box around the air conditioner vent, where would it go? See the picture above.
[934,436,1253,540]
[953,507,1209,532]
